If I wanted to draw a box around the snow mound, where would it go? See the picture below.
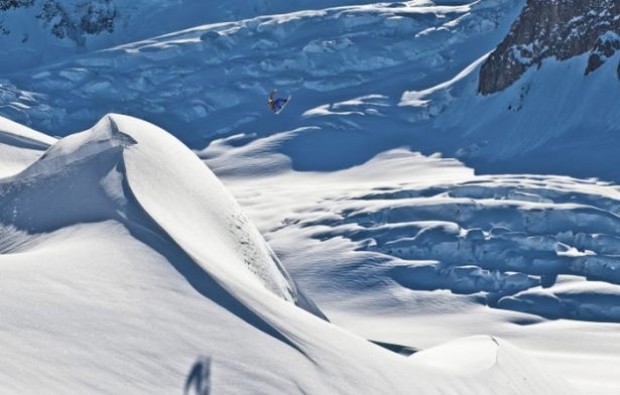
[412,335,578,394]
[5,113,323,317]
[114,114,325,316]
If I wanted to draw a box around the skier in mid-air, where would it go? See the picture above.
[268,90,290,114]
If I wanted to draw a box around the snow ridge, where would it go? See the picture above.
[3,113,324,317]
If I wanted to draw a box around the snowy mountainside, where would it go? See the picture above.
[0,0,401,72]
[403,52,620,178]
[1,0,619,393]
[1,0,619,179]
[0,114,579,394]
[1,0,525,149]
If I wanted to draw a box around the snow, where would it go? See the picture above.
[0,0,619,393]
[0,113,580,394]
[0,0,524,144]
[5,0,611,178]
[0,116,56,177]
[206,140,620,393]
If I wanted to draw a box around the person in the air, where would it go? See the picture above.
[268,90,290,114]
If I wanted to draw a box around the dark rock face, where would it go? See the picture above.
[0,1,116,44]
[479,0,619,95]
[37,0,117,46]
[0,0,34,34]
[0,0,34,11]
[586,30,620,74]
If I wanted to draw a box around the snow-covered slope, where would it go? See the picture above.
[210,140,620,394]
[1,0,619,393]
[402,41,620,179]
[1,0,524,143]
[5,113,322,316]
[2,0,617,179]
[0,0,402,72]
[0,114,578,393]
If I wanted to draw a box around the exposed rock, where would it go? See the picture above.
[479,0,619,95]
[37,0,117,46]
[0,1,116,45]
[586,31,620,74]
[0,0,34,34]
[0,0,34,11]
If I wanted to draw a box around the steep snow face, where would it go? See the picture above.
[3,113,323,316]
[0,114,578,394]
[403,51,620,178]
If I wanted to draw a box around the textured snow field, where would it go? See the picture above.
[1,0,617,177]
[206,140,620,394]
[0,115,581,394]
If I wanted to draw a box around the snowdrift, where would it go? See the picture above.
[5,113,322,317]
[0,114,578,394]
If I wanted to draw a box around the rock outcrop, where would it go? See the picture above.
[479,0,619,95]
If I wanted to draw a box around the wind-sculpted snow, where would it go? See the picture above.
[0,0,617,391]
[210,144,620,392]
[3,113,322,315]
[112,114,325,317]
[270,173,620,323]
[0,114,579,393]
